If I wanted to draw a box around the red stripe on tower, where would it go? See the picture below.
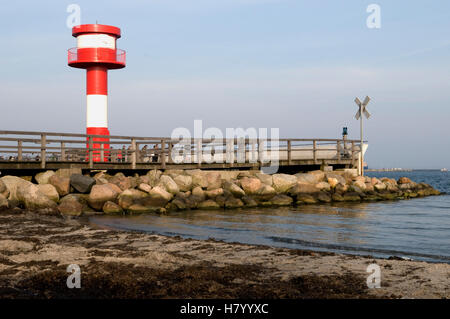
[67,24,126,161]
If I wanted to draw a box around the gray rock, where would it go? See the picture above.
[70,174,96,194]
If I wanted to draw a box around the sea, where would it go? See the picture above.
[90,170,450,263]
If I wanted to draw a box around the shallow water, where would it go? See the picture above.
[90,170,450,263]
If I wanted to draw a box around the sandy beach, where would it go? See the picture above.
[0,209,448,299]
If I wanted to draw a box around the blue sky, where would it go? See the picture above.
[0,0,449,168]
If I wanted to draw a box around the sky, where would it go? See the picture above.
[0,0,449,169]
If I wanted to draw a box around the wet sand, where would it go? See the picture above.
[0,209,448,299]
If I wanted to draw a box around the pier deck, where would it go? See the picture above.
[0,130,363,173]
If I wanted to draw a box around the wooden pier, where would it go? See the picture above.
[0,130,364,173]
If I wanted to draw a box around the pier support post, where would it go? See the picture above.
[17,140,23,161]
[40,134,46,169]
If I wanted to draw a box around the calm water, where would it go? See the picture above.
[90,170,450,263]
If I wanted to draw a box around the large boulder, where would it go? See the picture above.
[35,170,55,185]
[218,171,241,181]
[240,177,262,195]
[255,173,273,186]
[296,171,325,184]
[0,175,32,201]
[352,180,367,191]
[242,195,258,207]
[55,168,82,178]
[327,177,339,188]
[198,199,221,210]
[36,184,59,203]
[57,200,83,217]
[223,181,245,198]
[0,194,9,210]
[48,175,70,197]
[206,171,222,190]
[109,173,131,191]
[272,174,298,193]
[296,194,317,204]
[325,172,347,186]
[70,174,96,194]
[374,183,387,191]
[173,175,193,192]
[88,183,121,211]
[146,170,162,187]
[335,183,349,194]
[398,177,412,185]
[289,182,319,195]
[256,184,277,200]
[117,189,148,210]
[16,182,57,210]
[0,179,9,198]
[103,201,123,214]
[138,183,152,193]
[225,197,244,208]
[315,182,331,192]
[270,194,293,206]
[205,188,224,199]
[316,192,332,203]
[149,186,173,202]
[192,186,206,201]
[160,175,179,194]
[188,170,208,188]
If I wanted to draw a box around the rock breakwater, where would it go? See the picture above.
[0,169,441,217]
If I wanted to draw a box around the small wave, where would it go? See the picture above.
[266,236,450,262]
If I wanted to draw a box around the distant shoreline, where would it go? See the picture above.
[366,169,446,172]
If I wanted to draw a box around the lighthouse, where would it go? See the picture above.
[68,24,126,160]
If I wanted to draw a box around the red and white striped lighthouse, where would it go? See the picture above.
[67,24,126,160]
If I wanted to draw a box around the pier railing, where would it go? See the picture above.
[0,130,363,170]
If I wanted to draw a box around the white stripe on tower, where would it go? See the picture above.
[86,95,108,127]
[86,66,108,134]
